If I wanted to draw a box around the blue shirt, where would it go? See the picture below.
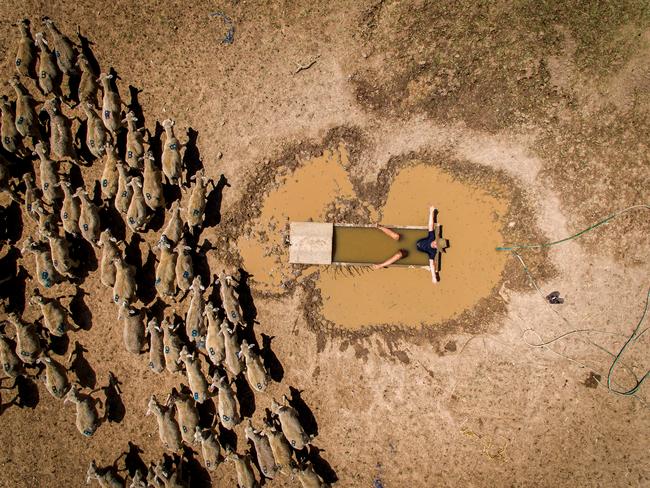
[416,231,438,260]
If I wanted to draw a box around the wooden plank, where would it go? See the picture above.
[289,222,333,264]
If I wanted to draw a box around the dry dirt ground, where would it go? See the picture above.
[0,1,649,487]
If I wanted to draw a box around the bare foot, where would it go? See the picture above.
[377,225,400,241]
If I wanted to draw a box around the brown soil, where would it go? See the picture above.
[0,1,649,487]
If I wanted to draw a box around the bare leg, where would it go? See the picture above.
[372,250,405,269]
[377,225,400,241]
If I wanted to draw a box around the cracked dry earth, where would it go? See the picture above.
[0,1,649,487]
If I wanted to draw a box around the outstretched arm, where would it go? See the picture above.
[428,206,436,232]
[429,259,438,283]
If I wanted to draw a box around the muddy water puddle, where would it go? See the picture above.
[238,147,509,331]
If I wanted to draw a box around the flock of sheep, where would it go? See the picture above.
[0,17,331,488]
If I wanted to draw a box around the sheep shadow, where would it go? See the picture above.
[69,287,93,330]
[288,386,318,437]
[183,127,203,185]
[0,200,23,244]
[121,441,147,479]
[101,372,126,423]
[260,334,284,383]
[13,375,39,409]
[127,85,145,125]
[307,446,338,484]
[234,375,256,419]
[0,249,26,312]
[235,268,257,329]
[203,174,229,229]
[68,341,96,389]
[181,446,212,488]
[76,30,101,76]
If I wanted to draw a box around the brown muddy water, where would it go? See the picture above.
[333,226,431,266]
[238,147,509,331]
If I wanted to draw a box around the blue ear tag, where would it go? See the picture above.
[164,346,170,354]
[15,59,21,66]
[194,392,199,400]
[63,212,68,219]
[191,330,198,337]
[83,224,89,231]
[104,110,110,119]
[122,191,127,197]
[183,271,189,278]
[102,179,107,187]
[17,116,23,124]
[128,151,133,158]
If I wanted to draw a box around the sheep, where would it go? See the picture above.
[86,460,123,488]
[204,303,225,366]
[0,333,22,378]
[22,173,40,223]
[184,276,205,342]
[146,318,165,373]
[42,97,76,160]
[21,236,59,288]
[9,76,39,140]
[146,395,182,452]
[265,424,294,476]
[15,19,35,78]
[161,119,182,184]
[209,375,240,429]
[177,347,209,403]
[77,53,98,104]
[59,179,81,235]
[98,229,120,287]
[64,385,100,437]
[112,255,137,305]
[226,451,258,488]
[185,170,210,235]
[0,96,21,155]
[123,111,145,170]
[194,427,221,471]
[34,32,59,95]
[142,151,165,210]
[162,319,183,374]
[245,421,277,479]
[154,236,177,299]
[115,162,133,215]
[169,388,200,445]
[100,143,119,200]
[174,237,193,295]
[294,461,329,488]
[76,188,101,247]
[34,142,63,204]
[42,18,75,75]
[126,176,149,232]
[162,202,183,244]
[239,339,269,393]
[30,289,72,336]
[217,270,243,326]
[81,102,108,159]
[44,229,79,279]
[36,354,69,398]
[271,396,311,450]
[118,301,145,355]
[33,200,58,239]
[146,464,163,488]
[97,73,122,134]
[153,462,187,488]
[220,321,243,377]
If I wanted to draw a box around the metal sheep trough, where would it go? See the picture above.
[289,222,449,270]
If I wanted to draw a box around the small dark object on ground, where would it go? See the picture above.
[546,290,564,304]
[584,372,601,389]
